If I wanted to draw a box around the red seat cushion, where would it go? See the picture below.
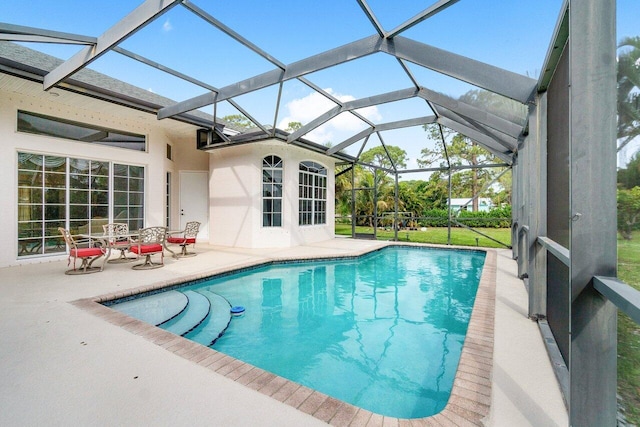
[167,237,196,244]
[130,243,163,254]
[71,248,103,258]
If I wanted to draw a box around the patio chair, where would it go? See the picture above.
[58,227,106,275]
[130,226,167,270]
[167,221,201,257]
[102,223,135,263]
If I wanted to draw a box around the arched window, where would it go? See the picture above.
[299,161,327,226]
[262,155,283,227]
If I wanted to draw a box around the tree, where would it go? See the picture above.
[359,145,408,171]
[419,125,504,211]
[459,89,527,125]
[422,172,449,209]
[493,169,512,206]
[420,89,522,210]
[335,164,355,217]
[618,151,640,189]
[222,114,253,130]
[617,36,640,152]
[335,145,407,227]
[618,186,640,240]
[617,39,640,238]
[359,145,408,191]
[285,121,303,132]
[348,170,372,226]
[397,180,428,221]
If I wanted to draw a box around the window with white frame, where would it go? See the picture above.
[298,161,327,226]
[17,153,67,256]
[262,155,283,227]
[113,164,144,232]
[69,158,110,236]
[17,151,145,257]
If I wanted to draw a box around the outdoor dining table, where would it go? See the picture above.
[100,231,140,263]
[78,233,124,264]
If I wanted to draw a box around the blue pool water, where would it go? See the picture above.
[110,246,485,418]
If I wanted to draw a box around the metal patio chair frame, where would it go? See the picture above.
[102,222,136,263]
[167,221,201,258]
[130,226,167,270]
[58,227,106,275]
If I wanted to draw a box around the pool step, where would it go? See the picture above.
[185,291,232,346]
[109,290,188,326]
[160,290,211,336]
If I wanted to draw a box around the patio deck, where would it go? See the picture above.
[0,239,567,426]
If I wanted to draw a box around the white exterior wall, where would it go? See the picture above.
[171,134,209,233]
[0,87,204,268]
[209,140,335,248]
[0,80,338,267]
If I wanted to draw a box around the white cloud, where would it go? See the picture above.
[277,88,381,145]
[162,19,173,32]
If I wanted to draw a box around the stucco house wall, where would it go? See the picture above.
[1,81,339,266]
[0,41,342,267]
[209,140,336,248]
[0,80,205,268]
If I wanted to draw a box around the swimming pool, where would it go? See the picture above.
[109,246,485,419]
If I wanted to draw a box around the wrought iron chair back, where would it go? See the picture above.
[184,221,200,238]
[58,227,106,274]
[102,223,135,262]
[167,221,201,257]
[103,222,129,237]
[130,226,167,270]
[138,226,167,244]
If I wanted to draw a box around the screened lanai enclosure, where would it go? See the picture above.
[1,0,639,425]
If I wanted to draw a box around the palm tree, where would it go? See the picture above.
[617,36,640,152]
[335,164,355,218]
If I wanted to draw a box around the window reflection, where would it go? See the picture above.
[18,111,146,151]
[17,152,145,257]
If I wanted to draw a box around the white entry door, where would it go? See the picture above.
[179,171,209,240]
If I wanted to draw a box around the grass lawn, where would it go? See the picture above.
[617,234,640,425]
[336,223,639,423]
[334,224,512,248]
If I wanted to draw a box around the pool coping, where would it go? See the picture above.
[71,243,496,426]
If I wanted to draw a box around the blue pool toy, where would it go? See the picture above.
[230,306,245,316]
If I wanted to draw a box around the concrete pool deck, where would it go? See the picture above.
[0,239,567,426]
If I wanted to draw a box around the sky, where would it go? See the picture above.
[3,0,640,169]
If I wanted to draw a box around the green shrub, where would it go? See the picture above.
[456,206,512,228]
[350,205,513,229]
[419,209,450,227]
